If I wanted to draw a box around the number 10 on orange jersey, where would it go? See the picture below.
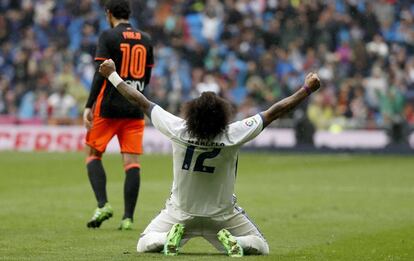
[120,43,147,79]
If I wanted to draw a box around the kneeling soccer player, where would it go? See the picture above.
[98,59,321,256]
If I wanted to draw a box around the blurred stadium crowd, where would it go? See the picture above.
[0,0,414,131]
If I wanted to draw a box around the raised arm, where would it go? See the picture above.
[99,59,153,116]
[261,73,321,127]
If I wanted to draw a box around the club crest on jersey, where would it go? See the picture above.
[244,117,257,127]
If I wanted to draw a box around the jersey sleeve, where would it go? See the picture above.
[94,31,110,61]
[227,114,264,145]
[146,45,154,68]
[85,69,105,108]
[143,44,154,86]
[86,31,110,108]
[150,105,185,139]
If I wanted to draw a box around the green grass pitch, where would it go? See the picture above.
[0,152,414,260]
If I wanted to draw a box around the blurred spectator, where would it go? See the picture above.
[379,83,405,126]
[363,66,388,110]
[47,84,77,124]
[201,2,223,42]
[0,0,412,134]
[373,0,395,29]
[55,64,88,113]
[366,34,389,58]
[307,93,335,130]
[195,74,220,96]
[405,104,414,125]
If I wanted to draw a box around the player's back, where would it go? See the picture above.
[150,105,264,217]
[170,140,240,217]
[95,23,154,118]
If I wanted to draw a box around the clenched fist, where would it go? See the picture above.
[99,59,116,78]
[305,73,321,93]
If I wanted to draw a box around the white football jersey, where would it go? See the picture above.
[150,105,264,217]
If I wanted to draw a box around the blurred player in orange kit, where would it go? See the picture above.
[83,0,154,230]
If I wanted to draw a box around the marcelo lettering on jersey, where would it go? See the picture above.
[187,140,225,147]
[125,80,145,92]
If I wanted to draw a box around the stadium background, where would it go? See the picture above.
[1,1,414,260]
[0,0,414,152]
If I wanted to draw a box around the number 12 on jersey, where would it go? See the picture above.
[181,145,221,174]
[120,43,147,79]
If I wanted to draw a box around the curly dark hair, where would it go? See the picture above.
[182,92,233,141]
[105,0,130,20]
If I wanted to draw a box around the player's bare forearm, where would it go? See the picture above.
[99,59,152,116]
[261,73,321,127]
[262,89,308,125]
[116,81,151,113]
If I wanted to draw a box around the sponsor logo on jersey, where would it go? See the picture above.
[125,80,145,91]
